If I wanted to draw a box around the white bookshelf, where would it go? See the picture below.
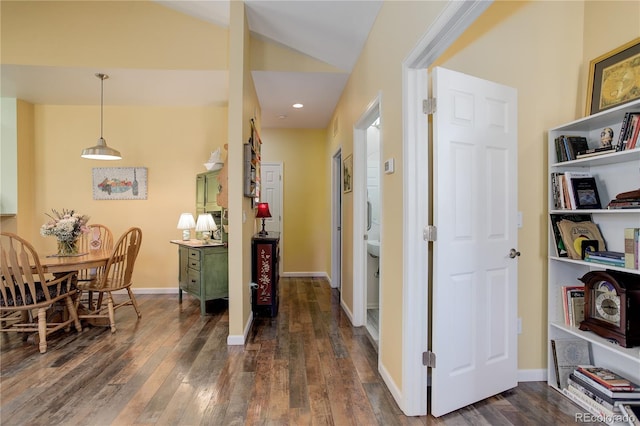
[546,99,640,405]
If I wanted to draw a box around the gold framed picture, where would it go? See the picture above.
[343,154,352,193]
[586,37,640,116]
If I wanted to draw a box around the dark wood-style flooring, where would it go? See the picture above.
[1,277,600,425]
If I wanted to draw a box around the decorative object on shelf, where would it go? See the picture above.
[204,147,224,171]
[92,167,147,200]
[40,208,90,256]
[255,202,271,236]
[579,270,640,348]
[196,213,217,242]
[81,73,122,160]
[600,127,614,147]
[343,154,353,193]
[176,213,195,241]
[586,37,640,115]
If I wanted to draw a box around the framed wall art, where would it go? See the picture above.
[586,37,640,115]
[343,154,353,193]
[92,167,147,200]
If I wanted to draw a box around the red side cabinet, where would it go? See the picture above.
[252,233,280,317]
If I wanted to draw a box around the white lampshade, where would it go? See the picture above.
[196,214,217,241]
[177,213,196,240]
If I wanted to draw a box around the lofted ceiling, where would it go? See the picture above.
[1,1,382,129]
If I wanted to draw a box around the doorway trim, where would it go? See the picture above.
[400,0,492,416]
[353,93,381,328]
[331,148,342,290]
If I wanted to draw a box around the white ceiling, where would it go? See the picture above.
[1,1,382,129]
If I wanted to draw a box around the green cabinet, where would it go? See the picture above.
[196,170,221,215]
[177,243,228,315]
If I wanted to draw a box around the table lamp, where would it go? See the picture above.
[177,213,195,241]
[196,213,218,242]
[255,202,271,236]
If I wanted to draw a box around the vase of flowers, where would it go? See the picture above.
[40,209,90,256]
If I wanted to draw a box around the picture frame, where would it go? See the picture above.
[343,154,353,193]
[586,37,640,115]
[92,167,148,200]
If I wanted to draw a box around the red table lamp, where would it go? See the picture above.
[255,202,271,236]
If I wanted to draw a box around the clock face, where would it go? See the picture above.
[592,280,621,326]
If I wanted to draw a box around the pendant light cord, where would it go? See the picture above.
[99,74,104,139]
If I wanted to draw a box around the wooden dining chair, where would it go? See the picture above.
[78,224,113,309]
[77,227,142,332]
[0,232,83,353]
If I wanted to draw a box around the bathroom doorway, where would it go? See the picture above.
[365,117,381,346]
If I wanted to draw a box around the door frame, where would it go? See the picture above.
[400,0,492,416]
[353,93,381,328]
[331,148,342,290]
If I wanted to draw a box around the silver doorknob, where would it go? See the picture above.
[509,248,521,259]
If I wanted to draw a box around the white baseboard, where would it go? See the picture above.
[281,271,329,279]
[227,311,253,346]
[132,288,179,294]
[518,368,547,382]
[340,298,355,325]
[379,362,404,411]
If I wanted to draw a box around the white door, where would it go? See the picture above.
[261,162,282,235]
[431,67,518,417]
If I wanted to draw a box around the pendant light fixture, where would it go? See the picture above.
[81,73,122,160]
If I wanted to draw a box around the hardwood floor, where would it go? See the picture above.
[1,277,600,425]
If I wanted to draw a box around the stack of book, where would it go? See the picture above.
[565,365,640,424]
[608,188,640,210]
[584,251,626,267]
[555,135,589,162]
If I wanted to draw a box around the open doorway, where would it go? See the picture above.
[353,94,381,345]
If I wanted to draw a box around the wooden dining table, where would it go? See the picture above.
[38,248,112,327]
[39,248,111,275]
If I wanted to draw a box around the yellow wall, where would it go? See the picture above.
[261,128,330,275]
[1,0,227,70]
[30,105,227,288]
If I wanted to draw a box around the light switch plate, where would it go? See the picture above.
[384,158,395,174]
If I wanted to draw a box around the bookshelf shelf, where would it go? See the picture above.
[547,99,640,400]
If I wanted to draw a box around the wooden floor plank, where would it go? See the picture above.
[0,278,605,425]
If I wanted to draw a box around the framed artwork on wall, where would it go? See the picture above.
[586,37,640,115]
[92,167,147,200]
[343,154,353,193]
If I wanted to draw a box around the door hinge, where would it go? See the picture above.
[422,98,436,115]
[423,225,437,242]
[423,351,436,368]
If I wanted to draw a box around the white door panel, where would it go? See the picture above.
[431,67,518,417]
[261,163,282,235]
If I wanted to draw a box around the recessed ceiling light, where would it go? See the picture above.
[292,103,303,109]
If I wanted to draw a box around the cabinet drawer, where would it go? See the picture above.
[188,258,201,270]
[187,269,201,295]
[188,248,201,261]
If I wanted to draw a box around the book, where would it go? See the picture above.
[576,146,615,159]
[577,366,640,392]
[608,199,640,209]
[551,172,564,209]
[568,374,640,410]
[551,339,591,389]
[569,294,585,326]
[571,176,602,209]
[561,285,584,325]
[623,114,640,150]
[562,135,589,161]
[617,112,640,151]
[573,370,640,400]
[564,171,592,209]
[557,219,606,260]
[563,385,618,420]
[549,213,594,257]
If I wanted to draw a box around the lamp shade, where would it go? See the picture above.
[256,203,272,219]
[195,214,217,232]
[177,213,196,230]
[177,213,196,241]
[81,137,122,160]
